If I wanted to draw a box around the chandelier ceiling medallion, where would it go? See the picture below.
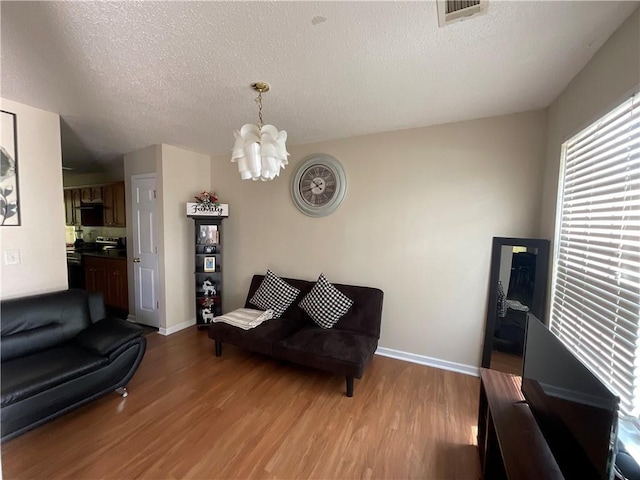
[231,82,289,181]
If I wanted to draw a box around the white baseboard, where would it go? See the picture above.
[126,314,136,323]
[159,318,196,336]
[375,347,480,377]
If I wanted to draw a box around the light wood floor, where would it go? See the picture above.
[2,328,482,479]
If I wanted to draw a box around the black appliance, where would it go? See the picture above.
[66,246,91,289]
[95,236,120,250]
[74,204,103,226]
[522,314,620,479]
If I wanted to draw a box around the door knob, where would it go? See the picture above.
[133,258,141,263]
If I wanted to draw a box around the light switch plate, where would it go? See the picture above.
[4,249,21,265]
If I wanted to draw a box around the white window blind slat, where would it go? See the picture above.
[557,247,640,276]
[557,231,640,249]
[566,96,638,151]
[552,285,639,338]
[554,291,639,333]
[566,142,639,189]
[566,122,640,171]
[563,188,640,209]
[557,252,640,281]
[566,149,639,180]
[565,169,640,196]
[550,93,640,418]
[564,180,640,201]
[554,285,640,322]
[557,240,640,260]
[555,269,640,310]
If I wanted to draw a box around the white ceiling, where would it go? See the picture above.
[1,1,638,173]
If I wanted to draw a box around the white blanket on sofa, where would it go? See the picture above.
[212,308,274,330]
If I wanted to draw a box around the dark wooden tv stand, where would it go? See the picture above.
[478,368,563,479]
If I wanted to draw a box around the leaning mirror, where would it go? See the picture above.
[481,237,550,374]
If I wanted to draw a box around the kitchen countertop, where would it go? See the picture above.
[81,249,127,259]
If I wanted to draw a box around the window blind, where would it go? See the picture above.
[550,93,640,418]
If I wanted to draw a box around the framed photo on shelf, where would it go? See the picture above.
[199,225,218,245]
[204,256,215,272]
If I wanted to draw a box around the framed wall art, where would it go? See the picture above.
[1,110,20,226]
[204,256,216,272]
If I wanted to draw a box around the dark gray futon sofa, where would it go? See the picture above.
[208,274,384,397]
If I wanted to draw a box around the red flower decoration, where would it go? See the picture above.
[194,191,219,204]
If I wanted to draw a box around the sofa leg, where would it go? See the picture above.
[215,340,222,357]
[116,387,128,398]
[346,377,354,397]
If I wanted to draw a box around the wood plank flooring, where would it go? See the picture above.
[2,328,482,479]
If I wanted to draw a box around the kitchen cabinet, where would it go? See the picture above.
[63,188,82,225]
[63,182,125,227]
[64,189,75,225]
[103,182,126,227]
[84,256,128,314]
[84,256,107,293]
[106,258,128,312]
[81,186,102,203]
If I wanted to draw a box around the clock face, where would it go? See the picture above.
[291,154,347,217]
[299,165,337,207]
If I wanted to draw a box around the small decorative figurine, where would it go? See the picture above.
[201,307,214,324]
[202,278,216,296]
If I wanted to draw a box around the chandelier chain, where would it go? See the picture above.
[255,92,264,128]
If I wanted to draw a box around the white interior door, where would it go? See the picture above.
[131,174,159,328]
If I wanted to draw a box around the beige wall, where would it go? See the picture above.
[540,8,640,241]
[212,110,547,368]
[0,99,67,299]
[62,169,124,187]
[159,144,211,332]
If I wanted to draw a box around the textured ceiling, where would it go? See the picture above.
[1,1,638,173]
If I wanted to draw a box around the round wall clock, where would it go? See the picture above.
[291,153,347,217]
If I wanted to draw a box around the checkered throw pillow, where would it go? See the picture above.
[249,270,300,318]
[299,273,354,329]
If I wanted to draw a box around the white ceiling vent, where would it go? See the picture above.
[437,0,488,27]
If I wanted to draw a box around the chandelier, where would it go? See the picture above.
[231,82,289,181]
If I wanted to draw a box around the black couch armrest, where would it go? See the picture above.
[73,317,144,356]
[87,291,107,323]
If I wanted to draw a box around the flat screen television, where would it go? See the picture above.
[522,314,620,480]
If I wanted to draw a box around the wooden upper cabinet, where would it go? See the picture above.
[64,189,74,226]
[72,189,82,209]
[64,188,82,225]
[81,186,102,203]
[64,182,124,227]
[103,182,126,227]
[80,188,91,203]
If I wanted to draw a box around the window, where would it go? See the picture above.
[550,93,640,419]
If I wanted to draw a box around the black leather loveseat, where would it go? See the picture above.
[1,289,147,441]
[208,274,384,397]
